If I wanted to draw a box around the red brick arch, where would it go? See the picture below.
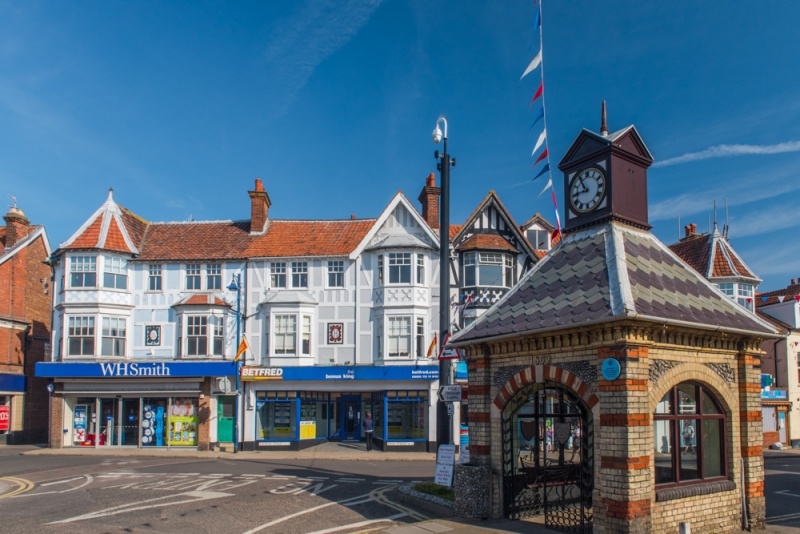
[493,364,599,411]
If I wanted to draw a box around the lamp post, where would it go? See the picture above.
[227,274,242,453]
[433,116,455,447]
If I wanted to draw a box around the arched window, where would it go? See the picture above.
[654,382,726,486]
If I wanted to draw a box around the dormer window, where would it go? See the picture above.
[527,228,550,250]
[715,282,755,312]
[183,315,224,357]
[70,256,97,288]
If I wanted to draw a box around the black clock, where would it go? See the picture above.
[569,167,606,213]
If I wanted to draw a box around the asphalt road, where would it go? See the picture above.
[764,453,800,530]
[0,452,435,534]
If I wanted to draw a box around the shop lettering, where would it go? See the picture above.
[99,362,171,377]
[241,367,283,380]
[324,372,354,380]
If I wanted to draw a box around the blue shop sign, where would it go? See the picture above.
[36,361,236,378]
[0,373,26,392]
[761,389,787,400]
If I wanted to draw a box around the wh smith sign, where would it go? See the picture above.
[36,361,235,378]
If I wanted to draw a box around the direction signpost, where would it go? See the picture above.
[437,384,462,403]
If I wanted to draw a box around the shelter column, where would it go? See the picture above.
[737,343,766,530]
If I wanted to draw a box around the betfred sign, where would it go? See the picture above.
[0,405,9,432]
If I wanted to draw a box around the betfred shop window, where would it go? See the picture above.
[654,382,726,487]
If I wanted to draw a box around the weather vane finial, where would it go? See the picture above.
[7,194,16,209]
[601,100,608,137]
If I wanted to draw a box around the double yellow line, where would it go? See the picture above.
[0,477,34,499]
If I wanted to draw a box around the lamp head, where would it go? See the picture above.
[432,125,443,144]
[227,278,239,291]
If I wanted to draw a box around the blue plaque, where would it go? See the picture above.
[601,358,621,381]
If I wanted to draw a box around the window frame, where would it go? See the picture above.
[387,316,412,358]
[185,315,208,356]
[273,314,297,355]
[148,264,162,292]
[291,261,308,288]
[103,256,128,290]
[463,251,514,288]
[206,263,222,290]
[271,262,287,289]
[327,260,344,288]
[67,316,95,356]
[101,316,127,357]
[185,263,202,291]
[653,382,727,489]
[70,256,97,288]
[387,253,412,285]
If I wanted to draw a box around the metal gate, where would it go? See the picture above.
[502,383,592,533]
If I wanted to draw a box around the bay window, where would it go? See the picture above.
[388,253,411,284]
[186,316,207,355]
[68,316,95,356]
[463,252,514,288]
[388,316,411,357]
[274,314,297,354]
[101,317,127,356]
[70,256,97,288]
[103,257,128,289]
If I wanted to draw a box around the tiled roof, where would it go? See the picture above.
[173,294,231,307]
[456,234,518,252]
[449,224,461,240]
[245,219,375,258]
[0,227,5,247]
[449,222,775,345]
[120,207,149,250]
[136,220,253,261]
[520,213,555,233]
[668,229,759,282]
[62,190,141,254]
[757,282,800,306]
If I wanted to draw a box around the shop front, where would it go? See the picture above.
[241,365,438,452]
[0,373,25,444]
[36,361,236,450]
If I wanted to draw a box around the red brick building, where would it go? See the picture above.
[0,205,52,444]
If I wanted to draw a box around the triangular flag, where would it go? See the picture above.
[520,50,542,80]
[533,147,548,167]
[531,128,546,156]
[529,107,544,129]
[778,296,785,302]
[529,81,544,106]
[533,163,550,181]
[538,177,553,196]
[746,297,752,303]
[533,7,541,33]
[761,297,767,303]
[235,335,248,362]
[795,295,800,302]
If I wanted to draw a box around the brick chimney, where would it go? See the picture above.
[683,223,697,238]
[418,173,440,229]
[249,179,271,235]
[3,206,30,248]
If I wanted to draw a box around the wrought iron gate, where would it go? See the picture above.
[502,383,592,533]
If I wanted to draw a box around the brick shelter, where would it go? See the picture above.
[448,116,777,533]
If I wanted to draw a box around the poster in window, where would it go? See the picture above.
[145,325,161,346]
[327,323,343,344]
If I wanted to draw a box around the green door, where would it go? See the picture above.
[217,396,235,442]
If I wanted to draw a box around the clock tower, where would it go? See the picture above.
[558,102,654,232]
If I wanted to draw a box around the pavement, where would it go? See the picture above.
[5,443,800,533]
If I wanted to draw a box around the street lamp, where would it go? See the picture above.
[227,274,243,453]
[433,116,455,447]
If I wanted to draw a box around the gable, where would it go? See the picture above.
[558,132,608,169]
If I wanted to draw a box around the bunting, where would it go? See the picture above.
[427,333,437,358]
[235,335,248,362]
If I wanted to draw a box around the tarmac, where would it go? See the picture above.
[6,443,800,533]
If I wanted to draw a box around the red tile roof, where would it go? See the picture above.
[104,218,130,253]
[136,221,253,261]
[669,230,757,282]
[246,219,375,258]
[68,216,104,249]
[173,294,231,307]
[120,207,149,250]
[668,234,710,277]
[757,282,800,306]
[456,234,518,252]
[0,227,5,247]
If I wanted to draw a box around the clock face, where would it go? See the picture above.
[569,167,606,213]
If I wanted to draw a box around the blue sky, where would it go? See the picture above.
[1,1,798,291]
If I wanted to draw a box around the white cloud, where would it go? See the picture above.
[263,0,383,118]
[653,141,800,168]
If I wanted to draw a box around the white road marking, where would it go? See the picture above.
[305,512,407,534]
[373,479,403,485]
[47,490,234,524]
[41,477,84,487]
[240,491,375,534]
[775,489,800,498]
[19,475,94,497]
[337,478,365,483]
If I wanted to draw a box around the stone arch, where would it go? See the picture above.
[648,362,737,416]
[493,364,599,412]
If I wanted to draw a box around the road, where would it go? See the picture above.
[0,451,434,534]
[765,452,800,530]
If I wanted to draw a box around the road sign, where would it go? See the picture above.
[438,384,462,403]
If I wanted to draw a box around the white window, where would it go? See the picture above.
[186,316,207,355]
[148,264,162,291]
[302,315,311,355]
[328,260,344,287]
[211,316,224,356]
[271,262,287,288]
[292,262,308,288]
[207,263,222,290]
[737,284,754,310]
[417,255,425,285]
[274,314,297,354]
[463,252,513,287]
[416,317,425,358]
[186,264,201,290]
[68,316,95,356]
[527,228,550,249]
[101,317,126,356]
[388,253,411,284]
[70,256,97,288]
[388,316,411,357]
[378,255,384,285]
[103,257,128,290]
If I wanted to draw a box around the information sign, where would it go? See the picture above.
[435,444,457,487]
[438,385,462,403]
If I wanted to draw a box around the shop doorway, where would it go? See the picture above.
[120,399,140,446]
[98,399,118,446]
[341,395,361,441]
[217,396,235,443]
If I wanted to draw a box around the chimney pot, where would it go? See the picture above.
[426,173,436,187]
[3,207,30,247]
[249,180,271,234]
[254,178,264,192]
[418,173,441,229]
[351,214,356,220]
[793,279,797,285]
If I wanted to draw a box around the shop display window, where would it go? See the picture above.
[386,391,426,440]
[256,392,296,440]
[299,392,328,439]
[169,398,198,446]
[142,399,168,447]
